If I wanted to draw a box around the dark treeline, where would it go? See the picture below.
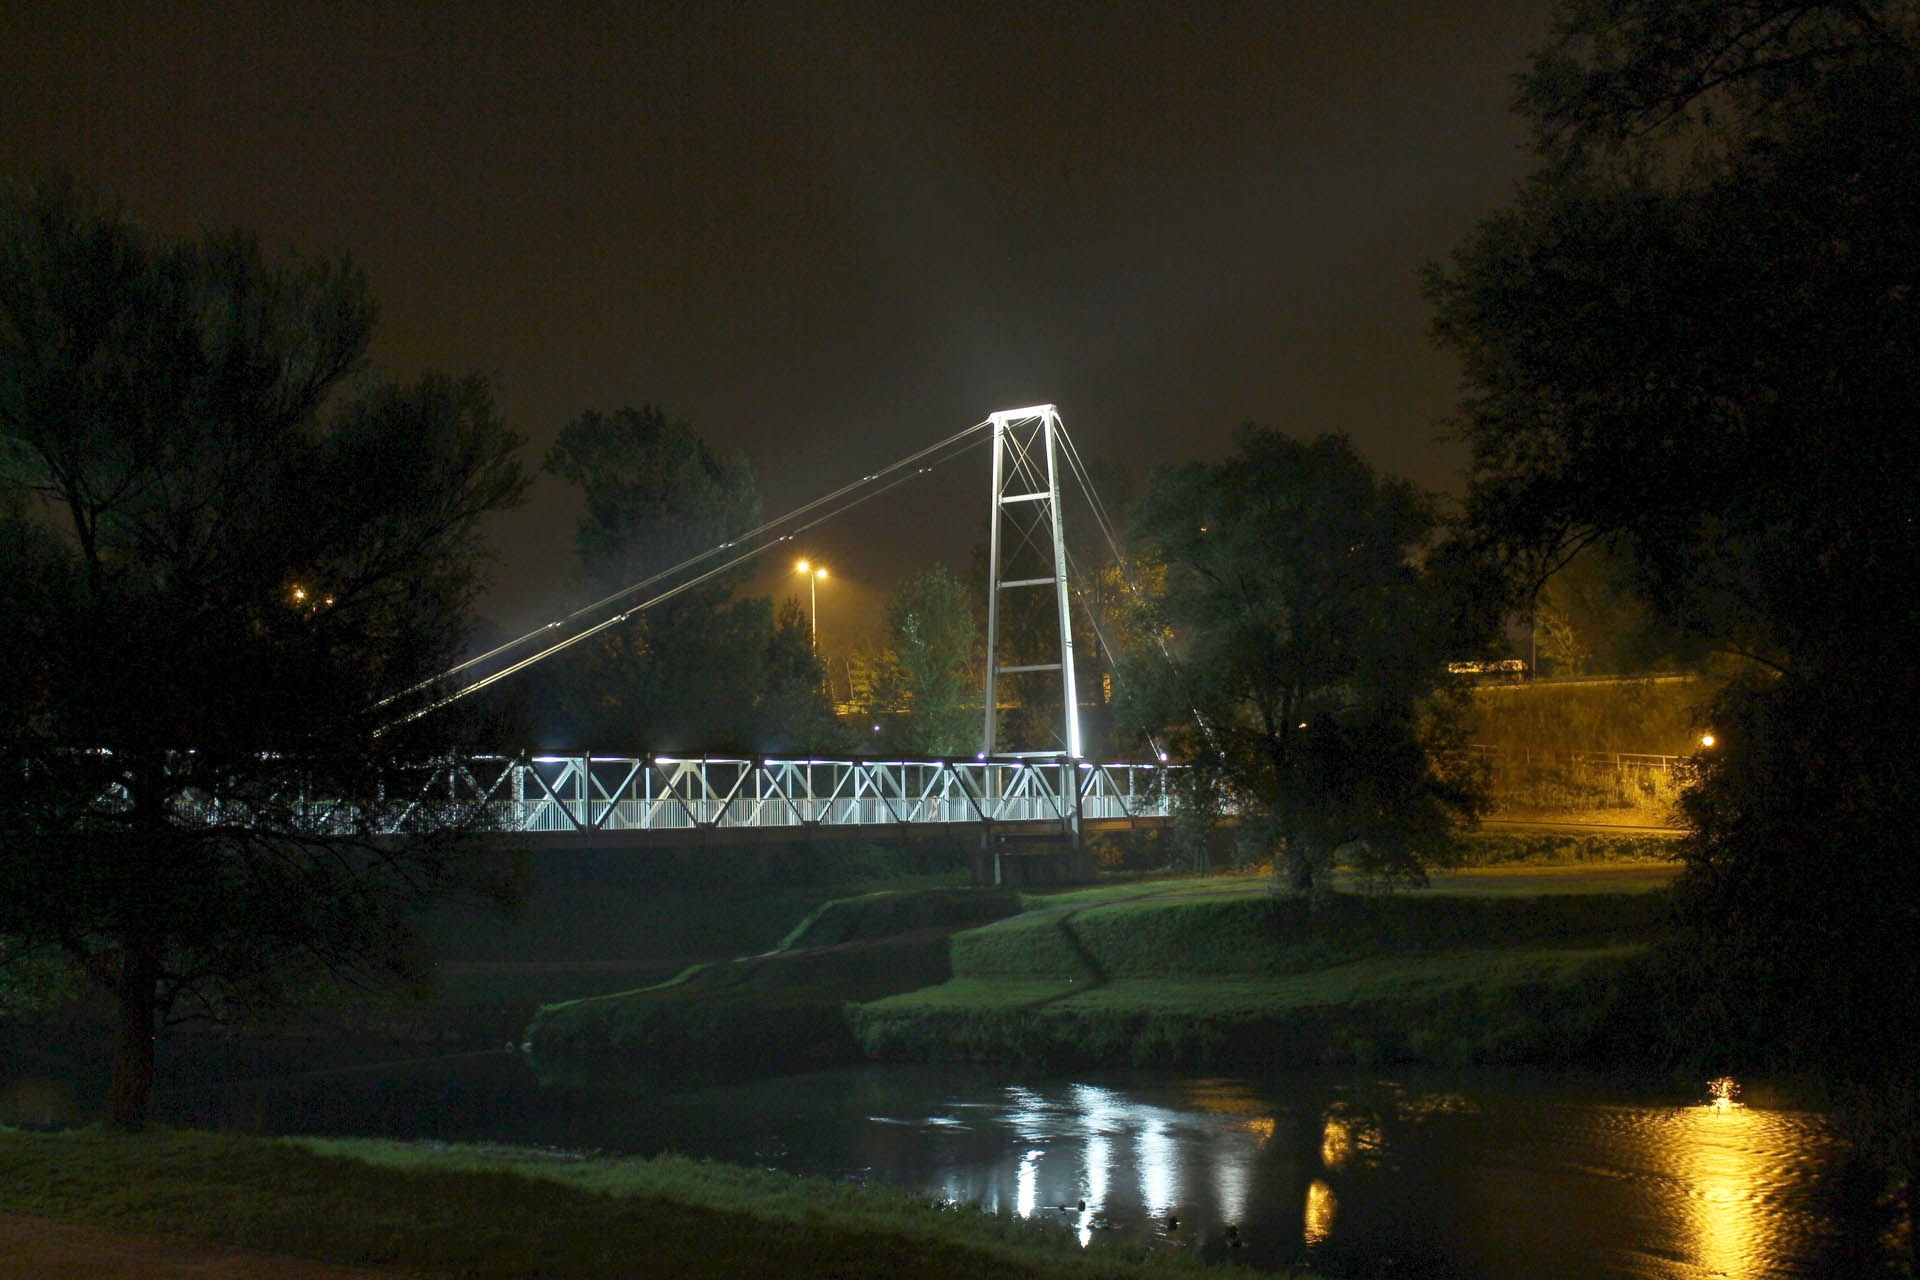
[1426,0,1920,1244]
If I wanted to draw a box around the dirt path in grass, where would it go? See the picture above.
[0,1211,408,1279]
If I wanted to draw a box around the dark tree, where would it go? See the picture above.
[1119,428,1484,890]
[880,565,981,757]
[754,597,849,755]
[1428,1,1920,672]
[543,405,767,749]
[0,179,529,1128]
[1532,540,1708,677]
[1427,0,1920,1208]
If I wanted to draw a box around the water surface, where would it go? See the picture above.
[148,1054,1901,1279]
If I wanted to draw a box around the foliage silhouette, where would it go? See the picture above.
[1428,0,1920,1225]
[1118,427,1486,891]
[0,177,529,1128]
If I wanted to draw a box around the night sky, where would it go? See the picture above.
[2,1,1549,647]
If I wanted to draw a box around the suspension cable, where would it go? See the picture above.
[383,422,994,727]
[1054,419,1215,754]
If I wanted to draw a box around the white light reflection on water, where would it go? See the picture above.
[988,1079,1263,1241]
[1136,1113,1180,1217]
[1212,1140,1251,1227]
[1015,1146,1043,1219]
[1071,1079,1118,1237]
[1073,1084,1116,1248]
[1078,1133,1108,1246]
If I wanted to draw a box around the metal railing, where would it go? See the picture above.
[1465,744,1683,773]
[428,754,1173,836]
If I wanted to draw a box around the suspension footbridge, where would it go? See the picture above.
[392,405,1178,876]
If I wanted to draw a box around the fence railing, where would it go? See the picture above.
[1465,744,1683,773]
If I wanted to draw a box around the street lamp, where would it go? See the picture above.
[795,559,827,651]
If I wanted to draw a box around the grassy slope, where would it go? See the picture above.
[1467,676,1709,757]
[1465,676,1713,821]
[522,838,1680,1078]
[525,888,1022,1081]
[0,1128,1207,1280]
[853,858,1671,1070]
[413,840,976,1011]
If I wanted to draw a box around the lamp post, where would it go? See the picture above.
[795,560,827,652]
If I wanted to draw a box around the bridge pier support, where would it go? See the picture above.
[973,828,1095,887]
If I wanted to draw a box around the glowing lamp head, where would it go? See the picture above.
[1700,733,1716,748]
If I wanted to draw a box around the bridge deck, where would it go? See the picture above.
[434,754,1173,843]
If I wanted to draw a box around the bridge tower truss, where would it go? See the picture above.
[981,404,1081,760]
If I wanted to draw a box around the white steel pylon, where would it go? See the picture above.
[981,404,1081,760]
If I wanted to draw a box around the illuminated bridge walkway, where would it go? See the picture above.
[438,754,1174,848]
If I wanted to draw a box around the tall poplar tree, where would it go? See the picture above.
[0,179,529,1127]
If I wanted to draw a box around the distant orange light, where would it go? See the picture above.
[1700,733,1716,748]
[291,586,306,602]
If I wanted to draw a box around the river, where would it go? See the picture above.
[139,1050,1901,1278]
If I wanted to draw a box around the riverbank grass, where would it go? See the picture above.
[849,870,1667,1070]
[0,1127,1214,1279]
[525,888,1023,1082]
[853,945,1645,1068]
[526,841,1679,1080]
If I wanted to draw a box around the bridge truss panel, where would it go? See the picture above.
[424,755,1171,838]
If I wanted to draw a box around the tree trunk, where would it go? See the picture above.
[106,948,160,1132]
[1906,1119,1917,1278]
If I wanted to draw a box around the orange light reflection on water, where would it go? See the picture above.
[1678,1083,1773,1278]
[1304,1177,1337,1245]
[1604,1077,1828,1280]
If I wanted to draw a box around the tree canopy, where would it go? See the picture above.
[541,405,767,748]
[538,405,848,754]
[1119,427,1483,889]
[756,596,850,756]
[1428,1,1920,674]
[0,178,529,1127]
[1427,0,1920,1108]
[879,565,981,757]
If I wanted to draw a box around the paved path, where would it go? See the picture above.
[0,1212,406,1279]
[1481,817,1683,836]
